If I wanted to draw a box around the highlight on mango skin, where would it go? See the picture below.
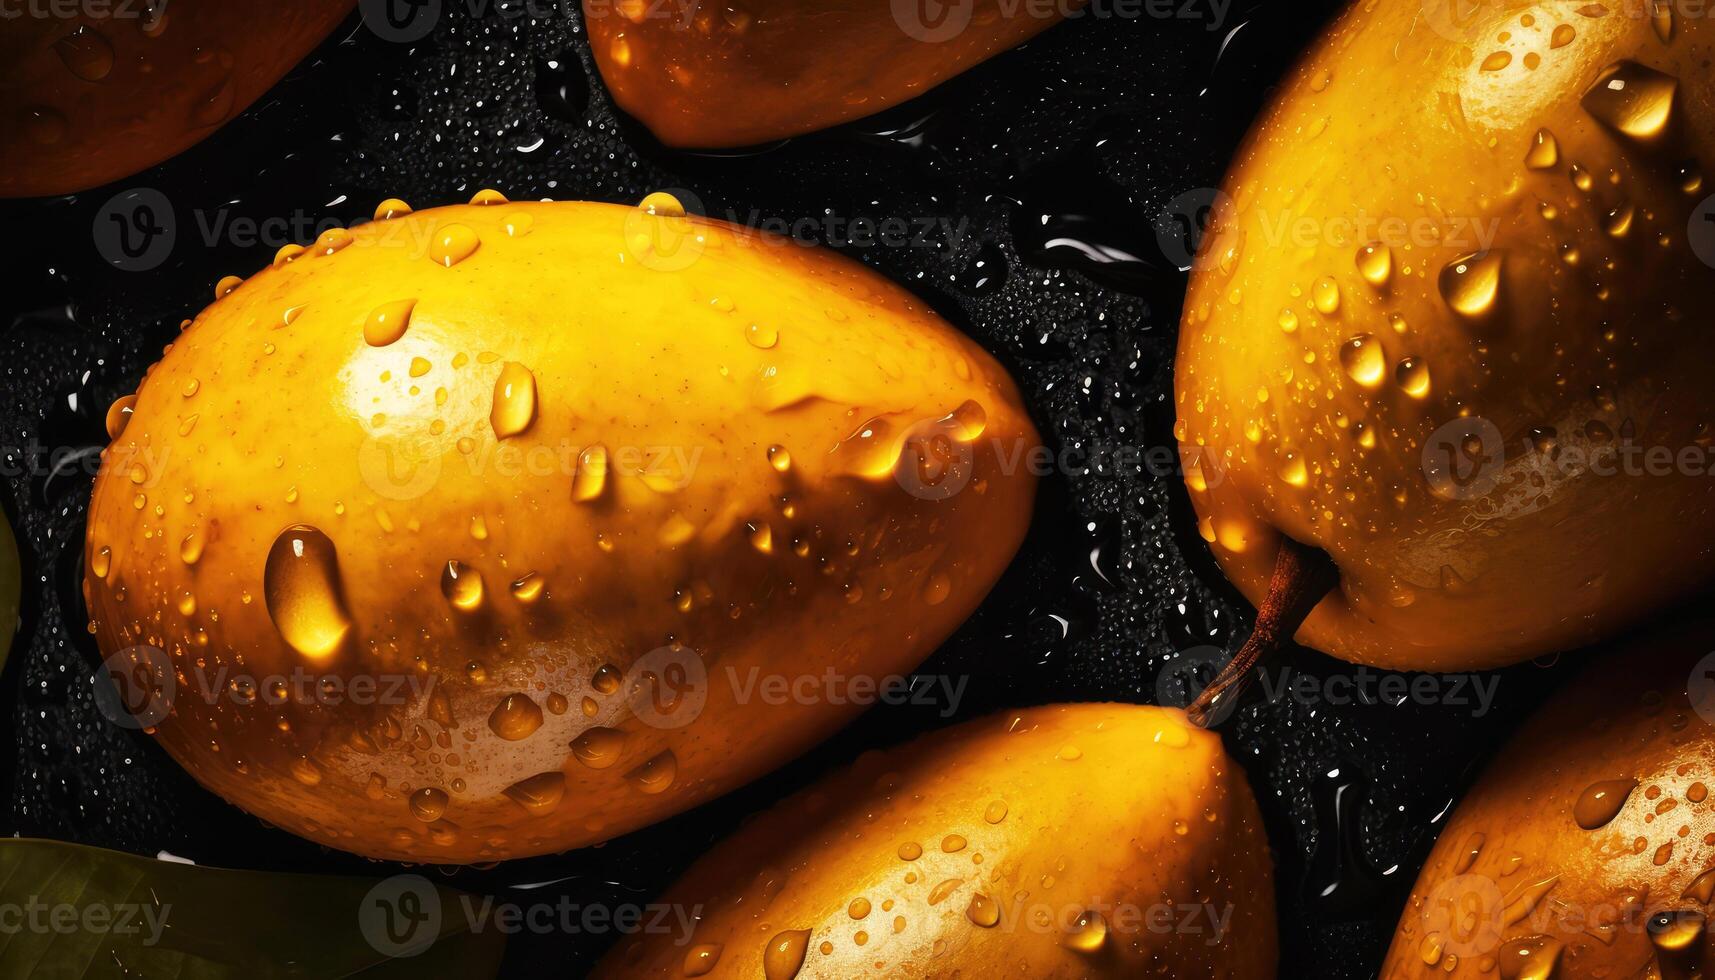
[83,188,1041,865]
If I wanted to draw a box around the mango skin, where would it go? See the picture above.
[1176,0,1715,670]
[593,703,1277,979]
[1382,618,1715,978]
[582,0,1070,147]
[83,196,1038,863]
[0,0,353,198]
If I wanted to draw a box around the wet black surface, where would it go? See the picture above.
[0,2,1582,975]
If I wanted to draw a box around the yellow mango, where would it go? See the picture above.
[85,192,1038,863]
[594,703,1277,978]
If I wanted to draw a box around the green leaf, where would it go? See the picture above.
[0,509,16,670]
[0,839,506,978]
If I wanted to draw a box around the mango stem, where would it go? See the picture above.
[1186,538,1339,728]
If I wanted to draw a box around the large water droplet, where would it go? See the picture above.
[263,526,353,661]
[1340,334,1386,387]
[105,394,136,440]
[1524,128,1559,170]
[1065,909,1108,953]
[429,224,481,267]
[571,727,626,769]
[1355,243,1392,287]
[626,750,678,794]
[1582,61,1677,140]
[1438,251,1504,320]
[364,299,417,348]
[502,772,565,814]
[761,929,810,980]
[572,445,608,502]
[55,25,115,81]
[488,693,544,740]
[490,362,538,438]
[441,560,486,612]
[1573,777,1636,829]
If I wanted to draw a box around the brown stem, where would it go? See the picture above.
[1186,538,1339,728]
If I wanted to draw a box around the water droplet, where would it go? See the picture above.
[510,572,545,603]
[1606,204,1635,237]
[682,944,723,977]
[573,445,608,501]
[638,192,687,217]
[571,727,626,769]
[441,560,486,612]
[179,532,204,565]
[263,526,352,661]
[1551,23,1576,47]
[54,25,115,81]
[364,300,417,348]
[592,664,622,695]
[767,445,792,472]
[1395,357,1431,398]
[429,224,481,267]
[488,694,544,740]
[91,546,112,580]
[1649,908,1706,953]
[1525,128,1559,170]
[1496,934,1559,980]
[1438,251,1504,319]
[762,929,810,980]
[1582,61,1678,140]
[965,893,1001,928]
[1278,308,1299,333]
[1278,452,1309,487]
[409,787,449,822]
[1340,334,1386,387]
[1355,243,1392,286]
[503,771,565,814]
[469,188,508,206]
[627,750,678,794]
[1481,51,1512,72]
[215,275,242,299]
[1313,277,1341,314]
[1574,778,1637,829]
[105,395,136,440]
[984,800,1008,824]
[1066,910,1108,953]
[490,362,538,438]
[374,198,412,221]
[746,323,779,349]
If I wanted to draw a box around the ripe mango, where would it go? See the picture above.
[1382,618,1715,978]
[593,703,1277,978]
[582,0,1072,147]
[0,0,354,197]
[1176,0,1715,671]
[84,192,1038,863]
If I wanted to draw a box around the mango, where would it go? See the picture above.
[84,192,1038,863]
[0,0,353,197]
[1176,0,1715,673]
[1382,617,1715,978]
[582,0,1072,147]
[594,703,1277,978]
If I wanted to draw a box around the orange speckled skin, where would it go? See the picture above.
[582,0,1074,147]
[0,0,354,198]
[593,703,1277,979]
[1176,0,1715,670]
[84,198,1038,863]
[1382,618,1715,978]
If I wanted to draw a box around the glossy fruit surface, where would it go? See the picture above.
[582,0,1070,147]
[85,193,1038,862]
[593,703,1277,978]
[1176,0,1715,670]
[1382,617,1715,978]
[0,0,354,197]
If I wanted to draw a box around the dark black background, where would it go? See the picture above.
[0,1,1579,975]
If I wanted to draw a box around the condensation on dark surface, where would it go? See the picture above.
[0,2,1577,975]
